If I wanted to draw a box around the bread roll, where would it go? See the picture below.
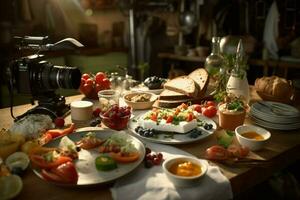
[255,76,293,99]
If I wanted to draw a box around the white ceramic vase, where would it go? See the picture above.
[226,70,250,104]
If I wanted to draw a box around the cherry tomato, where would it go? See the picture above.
[82,73,90,80]
[80,78,86,86]
[80,83,93,96]
[85,78,93,85]
[193,104,202,113]
[206,101,216,107]
[202,106,217,118]
[186,113,194,122]
[166,116,173,123]
[101,78,111,89]
[150,113,157,121]
[205,145,228,160]
[95,72,106,84]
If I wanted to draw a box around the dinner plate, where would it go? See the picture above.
[249,114,300,130]
[251,101,300,118]
[128,111,216,144]
[32,128,145,186]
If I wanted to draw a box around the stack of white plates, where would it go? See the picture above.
[250,101,300,130]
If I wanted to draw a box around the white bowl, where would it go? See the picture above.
[162,156,207,187]
[235,124,271,151]
[123,91,158,110]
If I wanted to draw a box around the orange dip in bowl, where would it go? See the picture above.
[169,161,201,177]
[241,131,264,140]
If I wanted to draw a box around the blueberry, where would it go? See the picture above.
[204,123,213,130]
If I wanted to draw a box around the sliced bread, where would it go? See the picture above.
[163,76,199,97]
[159,89,192,100]
[188,68,209,97]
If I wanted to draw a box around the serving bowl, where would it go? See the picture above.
[162,156,207,187]
[235,124,271,151]
[100,105,131,131]
[123,92,157,110]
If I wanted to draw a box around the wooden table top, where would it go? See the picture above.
[1,87,299,200]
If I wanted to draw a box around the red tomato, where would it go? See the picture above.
[186,113,194,122]
[82,73,90,80]
[41,169,65,183]
[166,116,173,123]
[109,152,140,163]
[80,78,86,86]
[206,101,216,107]
[51,161,78,184]
[202,106,217,118]
[30,153,72,169]
[41,161,78,184]
[80,83,93,96]
[101,78,111,89]
[206,145,229,160]
[150,113,157,121]
[193,104,202,113]
[227,145,249,158]
[95,72,106,84]
[85,78,93,85]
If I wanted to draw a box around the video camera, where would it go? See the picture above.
[7,36,83,120]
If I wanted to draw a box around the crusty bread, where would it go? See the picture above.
[163,76,199,97]
[188,68,209,97]
[254,76,293,98]
[159,89,192,100]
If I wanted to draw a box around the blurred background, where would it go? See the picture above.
[0,0,299,107]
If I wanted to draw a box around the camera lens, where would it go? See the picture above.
[35,61,81,90]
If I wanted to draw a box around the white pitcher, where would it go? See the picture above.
[226,70,250,104]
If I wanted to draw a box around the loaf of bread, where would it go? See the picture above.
[164,76,199,97]
[254,76,293,99]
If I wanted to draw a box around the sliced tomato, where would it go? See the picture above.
[166,116,173,123]
[109,152,140,163]
[205,145,229,160]
[30,154,72,169]
[150,113,157,122]
[41,162,78,184]
[51,161,78,184]
[186,113,194,122]
[41,169,65,183]
[30,147,72,169]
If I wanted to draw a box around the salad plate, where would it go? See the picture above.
[32,128,145,186]
[128,111,216,144]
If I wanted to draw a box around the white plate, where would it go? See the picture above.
[32,129,145,186]
[251,101,300,117]
[250,114,300,130]
[128,111,216,144]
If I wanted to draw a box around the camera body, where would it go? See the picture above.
[11,54,81,97]
[8,36,83,120]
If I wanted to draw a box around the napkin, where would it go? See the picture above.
[111,142,233,200]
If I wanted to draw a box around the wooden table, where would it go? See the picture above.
[1,87,300,200]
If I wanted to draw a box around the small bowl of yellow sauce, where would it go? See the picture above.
[162,156,207,187]
[235,124,271,151]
